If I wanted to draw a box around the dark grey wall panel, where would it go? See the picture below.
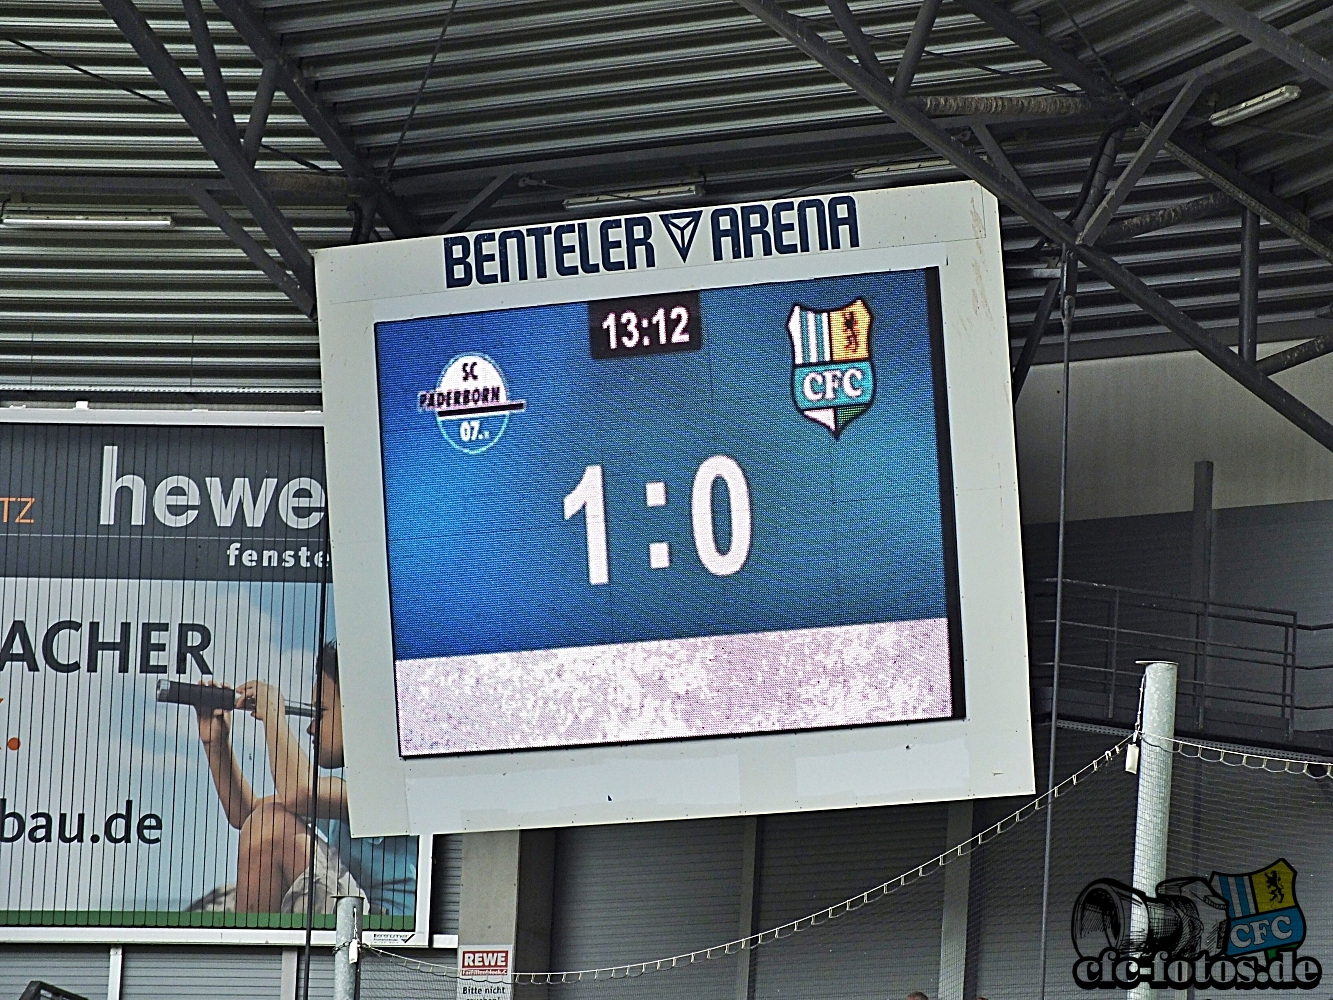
[965,729,1137,1000]
[0,945,109,999]
[750,801,948,1000]
[121,947,283,998]
[550,816,745,1000]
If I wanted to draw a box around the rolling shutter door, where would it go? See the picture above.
[121,946,282,999]
[550,816,746,1000]
[0,945,110,998]
[751,802,949,1000]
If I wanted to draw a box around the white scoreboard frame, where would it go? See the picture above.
[317,180,1034,837]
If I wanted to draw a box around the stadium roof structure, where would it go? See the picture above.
[2,0,1332,446]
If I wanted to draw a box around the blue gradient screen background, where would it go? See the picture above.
[374,269,954,663]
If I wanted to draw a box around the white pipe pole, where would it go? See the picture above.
[1131,660,1178,1000]
[334,895,363,1000]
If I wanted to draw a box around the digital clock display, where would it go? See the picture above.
[588,292,702,358]
[375,267,961,758]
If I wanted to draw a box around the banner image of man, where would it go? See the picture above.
[194,643,416,918]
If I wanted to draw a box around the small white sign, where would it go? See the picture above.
[457,944,514,1000]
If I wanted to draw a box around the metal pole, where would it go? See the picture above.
[1130,660,1178,1000]
[301,567,332,1000]
[1239,208,1260,363]
[1036,246,1076,1000]
[334,895,363,1000]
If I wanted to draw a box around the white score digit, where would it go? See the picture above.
[564,464,610,585]
[651,307,667,345]
[601,312,617,350]
[691,455,752,576]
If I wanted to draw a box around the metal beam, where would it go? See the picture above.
[1256,334,1333,376]
[209,0,423,238]
[825,0,889,83]
[243,59,279,165]
[952,0,1119,99]
[732,0,1333,454]
[437,172,516,234]
[894,0,944,96]
[181,0,237,142]
[99,0,314,295]
[1239,207,1260,362]
[1098,191,1232,244]
[1184,0,1333,93]
[972,123,1025,190]
[186,183,314,316]
[1081,77,1207,245]
[1012,278,1060,401]
[1137,4,1333,109]
[1164,133,1333,268]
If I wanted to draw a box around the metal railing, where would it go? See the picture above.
[1027,578,1333,745]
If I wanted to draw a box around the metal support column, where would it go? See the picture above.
[1129,660,1178,1000]
[333,895,363,1000]
[938,801,974,1000]
[1240,209,1260,363]
[735,816,762,1000]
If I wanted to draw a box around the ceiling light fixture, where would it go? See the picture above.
[1208,85,1301,128]
[851,158,953,180]
[562,184,704,211]
[0,210,175,230]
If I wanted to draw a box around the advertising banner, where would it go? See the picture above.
[0,414,426,944]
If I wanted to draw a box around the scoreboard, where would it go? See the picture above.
[318,182,1033,836]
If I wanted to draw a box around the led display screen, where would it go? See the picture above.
[375,267,961,757]
[318,182,1033,836]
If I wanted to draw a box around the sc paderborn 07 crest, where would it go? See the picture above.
[417,352,527,455]
[788,298,875,438]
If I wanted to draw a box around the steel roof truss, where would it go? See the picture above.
[181,0,238,144]
[733,0,1333,454]
[1257,334,1333,376]
[1184,0,1333,94]
[1163,133,1333,268]
[437,172,517,235]
[1081,76,1208,246]
[209,0,423,239]
[99,0,315,310]
[952,0,1118,98]
[824,0,890,84]
[894,0,944,97]
[186,184,314,316]
[243,60,280,167]
[1137,4,1333,109]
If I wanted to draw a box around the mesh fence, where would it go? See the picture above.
[358,729,1333,1000]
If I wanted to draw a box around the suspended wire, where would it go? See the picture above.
[382,0,461,180]
[0,35,334,175]
[1049,0,1128,102]
[365,737,1134,985]
[917,46,1079,97]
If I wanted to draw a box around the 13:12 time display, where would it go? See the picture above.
[563,455,752,584]
[588,291,702,359]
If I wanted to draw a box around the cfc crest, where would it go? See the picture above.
[1214,859,1306,957]
[788,298,875,438]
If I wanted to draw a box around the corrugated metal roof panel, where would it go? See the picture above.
[0,0,1330,399]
